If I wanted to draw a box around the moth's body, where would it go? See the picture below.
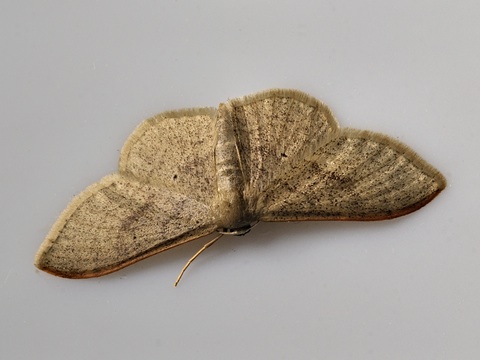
[212,104,255,234]
[35,89,446,280]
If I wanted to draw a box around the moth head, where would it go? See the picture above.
[216,224,252,236]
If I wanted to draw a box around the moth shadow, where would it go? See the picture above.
[245,218,405,249]
[108,217,408,280]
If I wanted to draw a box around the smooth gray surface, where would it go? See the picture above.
[1,1,479,359]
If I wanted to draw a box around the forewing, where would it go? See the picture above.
[35,174,216,278]
[119,108,217,205]
[227,89,339,204]
[259,129,446,221]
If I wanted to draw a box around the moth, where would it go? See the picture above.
[35,89,446,284]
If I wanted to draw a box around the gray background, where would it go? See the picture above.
[1,1,479,359]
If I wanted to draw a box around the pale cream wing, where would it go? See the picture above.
[259,129,446,221]
[35,174,216,278]
[119,108,217,205]
[227,89,339,206]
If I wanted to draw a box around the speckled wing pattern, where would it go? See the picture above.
[227,89,339,210]
[252,110,446,221]
[119,108,217,205]
[35,109,218,278]
[226,89,445,221]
